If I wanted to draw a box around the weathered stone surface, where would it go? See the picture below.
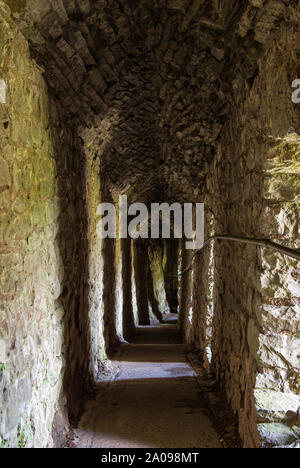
[0,0,298,450]
[0,339,6,362]
[255,390,300,423]
[260,304,300,335]
[211,47,225,61]
[6,0,288,203]
[148,242,170,317]
[258,423,299,448]
[4,376,32,434]
[167,0,188,9]
[133,241,151,326]
[258,334,300,370]
[0,5,98,448]
[186,5,300,448]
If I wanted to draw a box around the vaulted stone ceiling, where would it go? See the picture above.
[5,0,295,201]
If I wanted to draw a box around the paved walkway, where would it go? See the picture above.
[74,319,222,448]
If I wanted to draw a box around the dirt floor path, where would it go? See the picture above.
[73,318,223,448]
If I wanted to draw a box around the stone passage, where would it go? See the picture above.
[0,0,299,449]
[74,318,222,449]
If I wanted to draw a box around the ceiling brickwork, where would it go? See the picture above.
[4,0,296,200]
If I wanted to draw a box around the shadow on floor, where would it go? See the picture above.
[77,376,219,448]
[111,322,183,362]
[74,322,222,448]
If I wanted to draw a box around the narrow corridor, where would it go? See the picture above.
[74,317,222,449]
[1,1,299,449]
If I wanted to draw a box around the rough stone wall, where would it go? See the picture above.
[252,30,300,447]
[100,183,119,353]
[256,134,300,404]
[193,20,300,448]
[147,256,163,323]
[0,7,72,447]
[122,238,135,341]
[133,241,150,326]
[205,243,215,364]
[131,241,138,325]
[189,253,206,357]
[0,4,114,447]
[189,210,215,368]
[178,244,193,341]
[115,203,124,342]
[148,241,170,317]
[5,0,265,205]
[163,240,179,314]
[82,142,108,379]
[1,0,299,449]
[53,110,94,432]
[115,206,136,343]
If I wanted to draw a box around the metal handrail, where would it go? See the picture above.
[178,235,300,277]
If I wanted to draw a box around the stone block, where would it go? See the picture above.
[258,333,300,370]
[255,390,300,423]
[258,423,299,448]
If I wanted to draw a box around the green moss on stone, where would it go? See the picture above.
[0,434,9,448]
